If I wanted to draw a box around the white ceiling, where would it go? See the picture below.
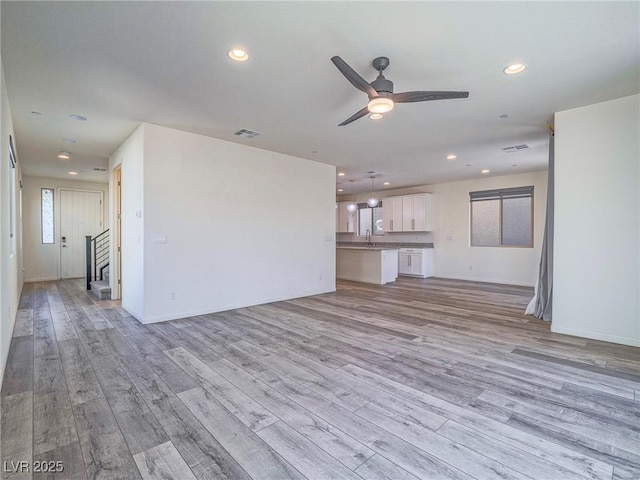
[2,1,639,193]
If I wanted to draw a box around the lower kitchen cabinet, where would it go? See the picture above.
[398,248,433,278]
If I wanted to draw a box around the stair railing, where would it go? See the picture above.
[85,229,110,290]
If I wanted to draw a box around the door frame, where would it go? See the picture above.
[113,166,122,299]
[57,187,104,279]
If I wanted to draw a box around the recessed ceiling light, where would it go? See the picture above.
[228,48,249,62]
[466,164,473,167]
[311,150,318,154]
[337,189,344,192]
[69,114,87,121]
[512,164,518,167]
[369,113,384,120]
[383,182,390,186]
[58,151,71,159]
[31,111,42,115]
[499,114,509,119]
[446,154,457,160]
[481,169,490,174]
[62,138,77,144]
[338,172,345,176]
[68,171,79,175]
[503,63,526,75]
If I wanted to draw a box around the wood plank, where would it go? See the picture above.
[33,391,77,455]
[33,441,86,480]
[57,339,103,406]
[1,336,33,396]
[354,403,532,480]
[13,309,33,337]
[257,421,363,480]
[210,356,375,470]
[355,454,421,480]
[133,441,197,480]
[1,391,33,478]
[72,397,141,479]
[165,347,279,432]
[178,387,305,480]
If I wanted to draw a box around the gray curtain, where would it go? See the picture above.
[526,132,554,321]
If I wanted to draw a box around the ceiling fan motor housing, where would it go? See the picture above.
[371,76,394,95]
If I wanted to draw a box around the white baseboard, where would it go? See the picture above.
[435,274,535,288]
[139,286,337,324]
[551,325,639,347]
[24,276,59,283]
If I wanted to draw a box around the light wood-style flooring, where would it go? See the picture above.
[1,278,639,479]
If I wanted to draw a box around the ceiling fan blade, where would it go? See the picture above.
[331,56,378,98]
[393,91,469,103]
[338,106,370,126]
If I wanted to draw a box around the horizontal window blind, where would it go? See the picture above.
[469,186,533,202]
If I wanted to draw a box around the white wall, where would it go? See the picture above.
[0,62,23,389]
[22,176,109,282]
[112,124,336,324]
[338,170,548,286]
[553,94,639,347]
[430,171,547,286]
[109,125,144,319]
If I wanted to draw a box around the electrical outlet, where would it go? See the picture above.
[469,265,473,271]
[170,292,176,300]
[319,274,323,281]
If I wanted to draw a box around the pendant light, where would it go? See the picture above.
[367,176,379,208]
[346,179,357,214]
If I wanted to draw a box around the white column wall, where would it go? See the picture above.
[140,124,336,323]
[109,125,145,320]
[553,94,640,346]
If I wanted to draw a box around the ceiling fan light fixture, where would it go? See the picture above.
[228,48,249,62]
[367,97,394,114]
[369,113,383,120]
[503,63,526,75]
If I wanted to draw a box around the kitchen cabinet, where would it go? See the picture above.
[336,202,356,233]
[402,193,432,231]
[382,196,403,232]
[382,193,433,232]
[398,248,434,278]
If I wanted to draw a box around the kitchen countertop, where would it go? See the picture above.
[337,245,399,251]
[337,242,434,249]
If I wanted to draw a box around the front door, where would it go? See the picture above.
[60,189,103,278]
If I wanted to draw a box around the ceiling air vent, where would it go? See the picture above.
[234,128,262,139]
[93,168,107,172]
[502,144,531,153]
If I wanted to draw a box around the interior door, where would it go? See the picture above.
[60,189,103,278]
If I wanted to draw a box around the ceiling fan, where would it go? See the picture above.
[331,56,469,126]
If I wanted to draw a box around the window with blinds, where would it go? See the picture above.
[470,186,533,247]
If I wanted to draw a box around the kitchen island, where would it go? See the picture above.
[336,246,399,285]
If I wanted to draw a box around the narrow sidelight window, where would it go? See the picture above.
[42,188,55,244]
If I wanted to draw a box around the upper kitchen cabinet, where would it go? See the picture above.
[403,193,433,231]
[382,193,433,232]
[382,196,404,232]
[336,202,356,233]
